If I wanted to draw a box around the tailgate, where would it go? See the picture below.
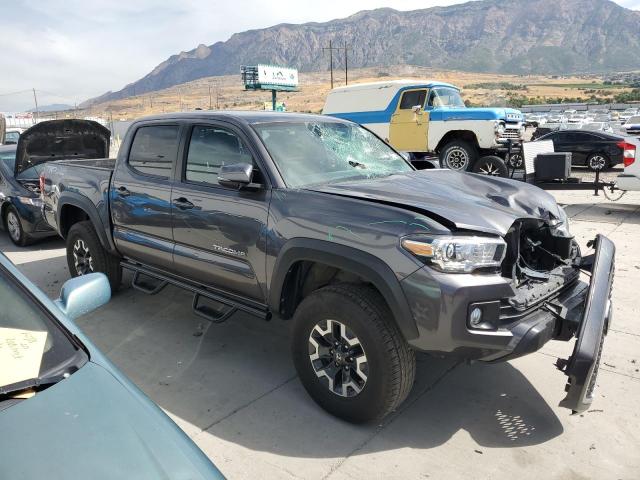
[558,234,615,413]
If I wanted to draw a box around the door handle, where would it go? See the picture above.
[173,197,195,210]
[116,186,130,197]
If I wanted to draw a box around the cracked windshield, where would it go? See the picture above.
[254,121,413,187]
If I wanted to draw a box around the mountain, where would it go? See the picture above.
[37,103,73,112]
[88,0,640,104]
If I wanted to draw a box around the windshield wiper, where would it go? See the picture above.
[0,373,67,398]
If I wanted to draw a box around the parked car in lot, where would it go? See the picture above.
[322,80,525,172]
[0,145,56,246]
[533,129,632,170]
[3,127,24,145]
[623,115,640,136]
[616,137,640,192]
[0,119,110,246]
[577,122,613,133]
[619,108,638,123]
[0,253,224,479]
[37,112,615,422]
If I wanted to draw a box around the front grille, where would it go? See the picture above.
[498,129,522,140]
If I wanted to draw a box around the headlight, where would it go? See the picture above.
[495,122,506,134]
[519,125,526,136]
[402,236,507,273]
[17,196,42,207]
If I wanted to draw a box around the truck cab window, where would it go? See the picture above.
[185,126,253,186]
[128,125,180,178]
[399,90,427,110]
[427,87,465,108]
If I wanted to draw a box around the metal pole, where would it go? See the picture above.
[32,88,39,123]
[272,90,277,111]
[329,40,334,90]
[344,41,348,85]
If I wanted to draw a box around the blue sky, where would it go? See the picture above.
[1,0,638,111]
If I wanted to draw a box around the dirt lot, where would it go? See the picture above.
[75,66,625,120]
[2,187,639,480]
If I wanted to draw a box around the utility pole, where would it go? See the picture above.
[344,41,352,85]
[32,88,39,122]
[323,40,336,89]
[323,41,351,89]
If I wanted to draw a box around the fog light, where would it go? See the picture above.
[469,307,483,327]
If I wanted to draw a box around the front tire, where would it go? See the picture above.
[4,205,31,246]
[291,284,415,423]
[66,221,122,291]
[439,140,477,171]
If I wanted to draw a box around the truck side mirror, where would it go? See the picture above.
[411,105,423,114]
[218,163,254,189]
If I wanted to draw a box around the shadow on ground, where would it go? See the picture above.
[69,278,563,459]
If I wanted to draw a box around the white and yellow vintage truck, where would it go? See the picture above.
[323,80,525,175]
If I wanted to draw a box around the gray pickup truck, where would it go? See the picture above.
[34,113,615,423]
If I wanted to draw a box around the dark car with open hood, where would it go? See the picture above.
[0,119,110,246]
[37,112,615,423]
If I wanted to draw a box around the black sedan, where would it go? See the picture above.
[534,130,630,170]
[0,144,55,245]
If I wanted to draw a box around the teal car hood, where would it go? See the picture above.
[430,107,523,122]
[0,361,222,480]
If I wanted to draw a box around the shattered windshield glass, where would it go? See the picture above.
[253,121,413,188]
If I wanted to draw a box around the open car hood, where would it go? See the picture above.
[14,119,110,176]
[308,170,563,236]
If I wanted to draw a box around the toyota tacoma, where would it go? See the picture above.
[35,113,615,423]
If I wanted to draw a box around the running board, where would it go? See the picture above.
[121,260,270,320]
[131,271,168,295]
[192,293,237,324]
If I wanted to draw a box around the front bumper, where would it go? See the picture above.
[400,234,615,413]
[557,234,615,413]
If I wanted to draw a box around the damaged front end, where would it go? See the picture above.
[499,218,615,413]
[501,218,581,312]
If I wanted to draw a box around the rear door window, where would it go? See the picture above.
[128,125,180,179]
[184,126,253,186]
[399,90,427,110]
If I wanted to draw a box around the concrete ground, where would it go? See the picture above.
[2,188,640,480]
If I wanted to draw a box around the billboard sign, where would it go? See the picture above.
[257,65,298,88]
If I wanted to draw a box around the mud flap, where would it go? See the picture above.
[557,234,615,413]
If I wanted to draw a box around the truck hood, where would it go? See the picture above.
[308,170,562,236]
[430,107,523,123]
[0,361,221,479]
[14,119,110,176]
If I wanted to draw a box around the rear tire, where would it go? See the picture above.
[66,221,122,291]
[439,140,477,171]
[472,155,509,177]
[4,205,32,247]
[291,284,416,423]
[587,153,610,171]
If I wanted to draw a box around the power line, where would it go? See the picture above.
[0,89,32,97]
